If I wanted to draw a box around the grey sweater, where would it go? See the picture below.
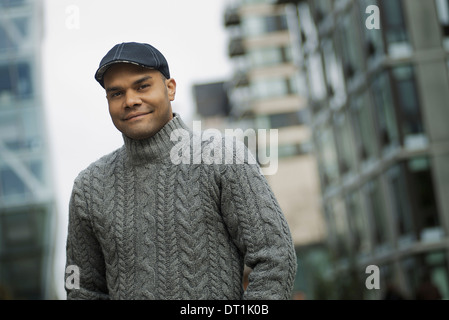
[65,114,297,300]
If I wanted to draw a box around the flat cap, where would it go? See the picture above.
[95,42,170,88]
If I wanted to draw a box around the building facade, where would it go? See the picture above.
[0,0,56,299]
[293,0,449,299]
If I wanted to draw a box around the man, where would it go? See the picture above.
[65,42,297,300]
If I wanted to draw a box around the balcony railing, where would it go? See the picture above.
[228,37,245,57]
[224,7,240,27]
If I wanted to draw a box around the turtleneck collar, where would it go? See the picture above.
[123,113,191,165]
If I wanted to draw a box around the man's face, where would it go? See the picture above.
[103,63,176,140]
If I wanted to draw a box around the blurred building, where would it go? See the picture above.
[193,81,232,131]
[222,0,327,299]
[290,0,449,299]
[0,0,56,299]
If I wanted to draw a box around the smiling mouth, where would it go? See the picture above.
[125,111,153,121]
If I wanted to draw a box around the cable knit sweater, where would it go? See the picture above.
[65,114,297,300]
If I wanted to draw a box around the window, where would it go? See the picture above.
[364,178,389,249]
[0,0,26,7]
[248,46,293,68]
[0,25,17,52]
[0,167,27,197]
[421,251,449,299]
[337,9,364,81]
[265,15,288,33]
[269,109,310,128]
[435,0,449,49]
[350,93,378,162]
[0,62,33,99]
[333,111,357,175]
[370,71,399,151]
[321,38,346,108]
[0,16,30,53]
[380,0,412,57]
[29,159,43,183]
[5,138,40,151]
[242,0,274,5]
[0,206,46,250]
[0,254,43,299]
[242,16,265,37]
[391,65,427,149]
[316,126,339,187]
[0,204,48,300]
[335,0,350,10]
[345,191,370,256]
[0,108,42,153]
[278,142,312,158]
[2,211,34,248]
[250,76,298,100]
[314,0,333,22]
[402,251,449,300]
[242,14,288,37]
[330,197,350,259]
[406,157,442,241]
[306,52,327,102]
[386,164,415,243]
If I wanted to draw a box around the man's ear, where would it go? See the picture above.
[166,78,176,101]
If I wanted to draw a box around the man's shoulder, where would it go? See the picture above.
[74,146,125,184]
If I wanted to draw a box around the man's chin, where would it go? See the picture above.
[122,125,162,140]
[120,115,172,140]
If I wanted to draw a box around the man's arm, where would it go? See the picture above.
[65,172,109,300]
[219,142,297,300]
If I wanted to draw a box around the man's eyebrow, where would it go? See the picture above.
[106,86,122,93]
[105,76,153,93]
[133,75,153,86]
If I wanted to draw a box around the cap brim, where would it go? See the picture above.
[95,60,156,87]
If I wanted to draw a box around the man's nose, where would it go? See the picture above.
[125,91,142,108]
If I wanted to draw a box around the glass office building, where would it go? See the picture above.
[290,0,449,299]
[0,0,56,299]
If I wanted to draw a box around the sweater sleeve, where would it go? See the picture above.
[219,141,297,300]
[65,172,109,300]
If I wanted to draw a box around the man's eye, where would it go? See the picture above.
[139,84,150,90]
[111,92,122,98]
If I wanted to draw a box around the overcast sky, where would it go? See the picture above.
[41,0,232,298]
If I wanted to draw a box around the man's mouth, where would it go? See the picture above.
[124,111,153,121]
